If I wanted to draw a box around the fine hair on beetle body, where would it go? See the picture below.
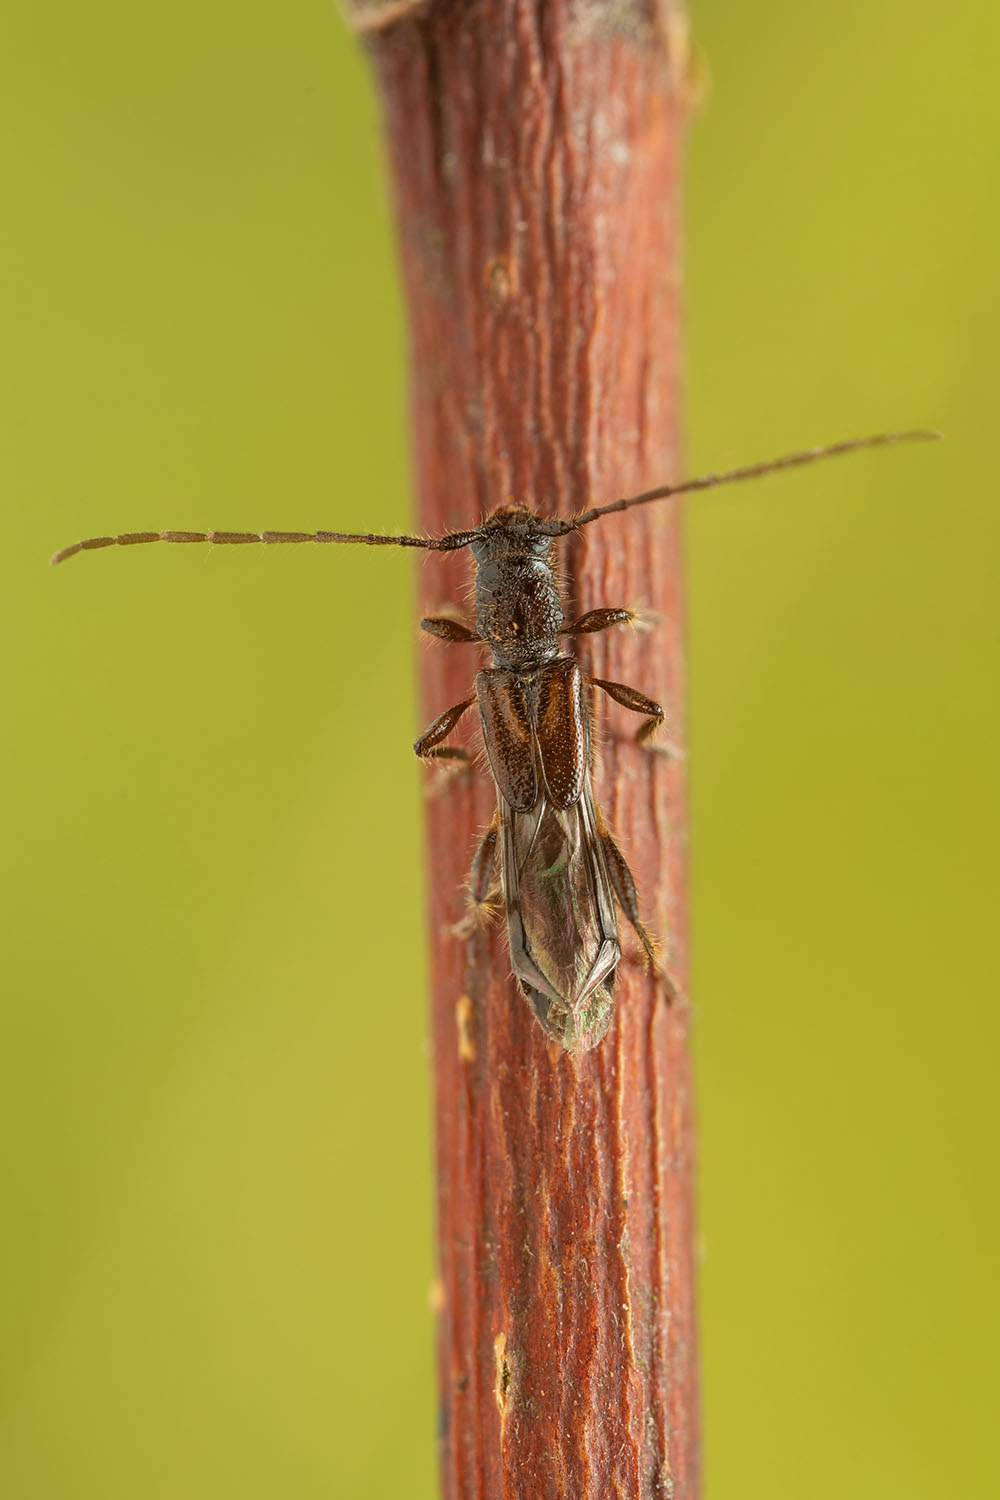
[52,429,940,1051]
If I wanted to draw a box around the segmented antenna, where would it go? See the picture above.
[534,429,942,536]
[50,429,941,564]
[49,525,478,566]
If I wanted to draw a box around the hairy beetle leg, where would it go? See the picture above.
[600,824,686,1008]
[563,606,635,636]
[420,614,481,644]
[415,697,477,801]
[420,747,475,764]
[589,676,665,745]
[644,738,687,762]
[451,812,501,936]
[414,697,476,759]
[423,753,477,803]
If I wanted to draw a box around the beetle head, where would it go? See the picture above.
[470,505,556,565]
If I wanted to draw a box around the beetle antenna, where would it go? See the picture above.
[538,429,942,536]
[50,525,479,566]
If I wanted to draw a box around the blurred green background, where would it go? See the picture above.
[2,2,996,1496]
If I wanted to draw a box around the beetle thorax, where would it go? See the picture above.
[473,546,564,669]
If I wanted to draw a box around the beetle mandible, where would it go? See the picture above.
[52,429,938,1050]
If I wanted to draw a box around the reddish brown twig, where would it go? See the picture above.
[357,2,697,1493]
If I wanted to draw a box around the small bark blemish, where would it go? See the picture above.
[486,257,515,309]
[493,1330,513,1434]
[657,1459,676,1497]
[456,994,476,1062]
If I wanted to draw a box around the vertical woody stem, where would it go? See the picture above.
[356,2,696,1494]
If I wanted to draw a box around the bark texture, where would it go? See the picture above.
[360,2,696,1494]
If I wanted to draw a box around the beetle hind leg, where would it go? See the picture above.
[452,810,501,936]
[599,825,684,1008]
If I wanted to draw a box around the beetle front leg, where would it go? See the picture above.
[563,606,635,636]
[414,696,476,761]
[420,615,480,643]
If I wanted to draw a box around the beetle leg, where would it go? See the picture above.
[563,606,635,636]
[469,810,500,900]
[565,606,658,636]
[414,697,476,759]
[452,811,501,934]
[599,827,660,967]
[599,825,684,1008]
[589,676,665,744]
[421,746,475,764]
[421,615,481,643]
[424,758,477,805]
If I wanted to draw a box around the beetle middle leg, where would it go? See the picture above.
[589,676,665,744]
[414,696,476,762]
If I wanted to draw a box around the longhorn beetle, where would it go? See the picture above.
[52,429,939,1051]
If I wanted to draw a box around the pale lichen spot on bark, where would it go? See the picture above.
[566,0,657,48]
[645,1407,674,1496]
[455,994,476,1062]
[486,257,516,310]
[493,1330,513,1440]
[589,108,632,168]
